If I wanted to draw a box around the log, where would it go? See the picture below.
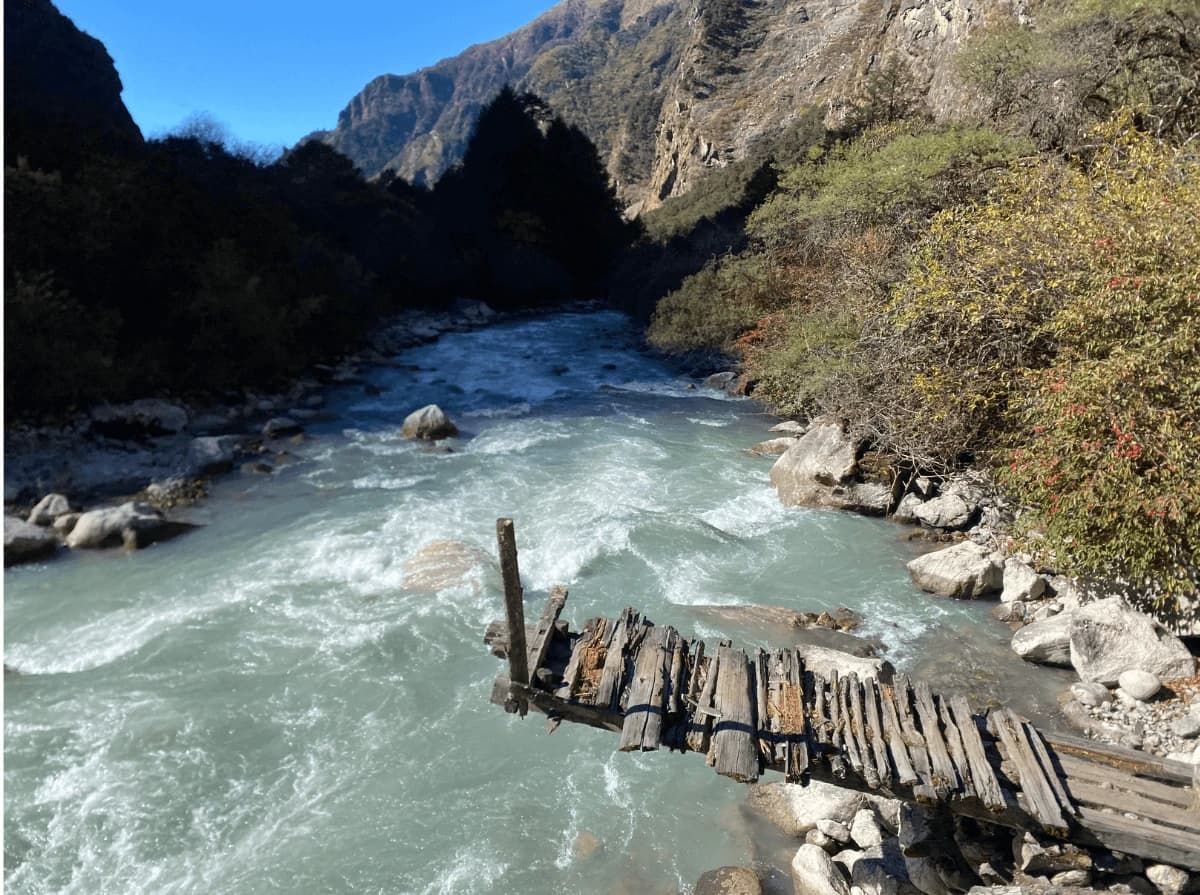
[937,694,975,800]
[948,696,1006,813]
[497,518,529,713]
[891,677,936,804]
[988,708,1069,836]
[619,626,675,752]
[861,678,892,789]
[596,609,637,710]
[913,680,957,798]
[847,672,880,789]
[709,646,759,783]
[879,682,918,787]
[687,649,720,754]
[754,649,772,765]
[527,586,568,681]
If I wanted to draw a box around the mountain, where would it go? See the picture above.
[4,0,143,170]
[310,0,1028,211]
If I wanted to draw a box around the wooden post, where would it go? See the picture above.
[497,518,529,715]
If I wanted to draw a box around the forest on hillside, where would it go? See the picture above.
[636,0,1200,622]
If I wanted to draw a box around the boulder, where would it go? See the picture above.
[187,435,241,475]
[816,819,851,844]
[794,644,892,683]
[1068,598,1196,685]
[891,493,925,524]
[1001,559,1046,604]
[90,398,189,438]
[65,502,187,550]
[52,512,81,536]
[770,422,859,508]
[400,404,458,441]
[1070,681,1112,707]
[912,493,973,531]
[745,780,867,836]
[28,493,71,526]
[746,437,799,458]
[4,516,58,566]
[1117,669,1161,701]
[1011,612,1075,667]
[1145,864,1190,895]
[849,809,883,850]
[703,372,738,391]
[1171,712,1200,739]
[694,866,762,895]
[262,417,302,439]
[791,844,851,895]
[907,542,1002,599]
[401,540,496,593]
[770,420,809,435]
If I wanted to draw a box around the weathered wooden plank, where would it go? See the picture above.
[1020,716,1074,820]
[491,673,622,732]
[1043,730,1196,785]
[619,626,672,752]
[913,680,957,798]
[936,694,975,800]
[1076,806,1200,871]
[754,649,772,765]
[709,646,759,783]
[768,650,788,770]
[687,649,721,754]
[847,673,880,789]
[814,671,831,746]
[1064,777,1197,832]
[878,682,918,787]
[1052,751,1194,811]
[662,635,688,750]
[947,696,1007,813]
[861,678,892,789]
[786,650,811,782]
[595,609,637,710]
[497,518,529,698]
[989,708,1069,836]
[892,678,937,804]
[527,586,568,680]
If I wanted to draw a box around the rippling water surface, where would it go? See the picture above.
[5,310,1064,894]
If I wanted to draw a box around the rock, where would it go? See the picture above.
[849,809,883,850]
[1170,714,1200,739]
[769,421,859,508]
[305,394,325,409]
[90,399,189,438]
[1145,864,1190,895]
[912,492,973,530]
[27,493,71,526]
[401,540,497,593]
[906,542,1002,599]
[770,420,808,435]
[1069,598,1196,685]
[572,831,603,861]
[816,819,851,844]
[52,512,81,536]
[1117,669,1161,701]
[806,828,836,851]
[745,437,799,458]
[694,866,762,895]
[896,804,934,852]
[64,502,184,550]
[400,404,459,440]
[794,644,892,683]
[791,844,851,895]
[1070,681,1112,707]
[1001,559,1046,604]
[745,780,867,836]
[241,462,274,475]
[1011,612,1074,667]
[891,493,925,524]
[703,371,738,391]
[1013,833,1091,875]
[262,417,302,439]
[1050,870,1092,887]
[187,435,241,475]
[4,516,58,566]
[904,857,949,895]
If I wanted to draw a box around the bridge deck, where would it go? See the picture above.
[485,520,1200,869]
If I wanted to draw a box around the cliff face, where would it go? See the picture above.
[312,0,1028,209]
[4,0,142,169]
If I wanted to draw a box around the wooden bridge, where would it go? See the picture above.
[485,519,1200,870]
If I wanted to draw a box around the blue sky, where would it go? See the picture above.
[54,0,561,149]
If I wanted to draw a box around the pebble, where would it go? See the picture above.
[1170,714,1200,739]
[1071,681,1112,707]
[1118,669,1161,702]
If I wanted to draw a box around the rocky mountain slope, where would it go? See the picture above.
[311,0,1029,210]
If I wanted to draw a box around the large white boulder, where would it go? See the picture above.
[791,844,851,895]
[5,516,58,566]
[28,493,71,526]
[1001,558,1046,604]
[746,780,867,836]
[907,542,1002,599]
[400,404,459,441]
[1069,597,1196,685]
[401,540,496,594]
[912,493,972,530]
[770,421,862,509]
[187,435,241,475]
[1011,612,1074,667]
[794,644,892,683]
[66,502,170,550]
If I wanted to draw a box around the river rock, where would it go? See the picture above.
[745,437,799,458]
[769,421,858,508]
[912,492,973,530]
[1171,713,1200,739]
[28,493,71,526]
[746,780,867,836]
[1001,559,1045,604]
[795,644,892,683]
[572,831,603,861]
[891,493,925,524]
[1070,681,1112,707]
[704,371,737,391]
[849,809,883,850]
[1117,669,1161,701]
[187,435,241,475]
[400,404,458,440]
[90,399,189,438]
[791,844,851,895]
[806,828,837,851]
[65,502,178,550]
[1011,612,1074,667]
[401,540,496,593]
[816,819,851,844]
[694,866,762,895]
[4,516,58,566]
[770,420,808,435]
[905,856,950,895]
[907,542,1002,599]
[52,512,81,536]
[262,417,302,439]
[1145,864,1190,895]
[1069,598,1195,685]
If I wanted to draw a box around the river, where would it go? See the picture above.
[4,309,1070,894]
